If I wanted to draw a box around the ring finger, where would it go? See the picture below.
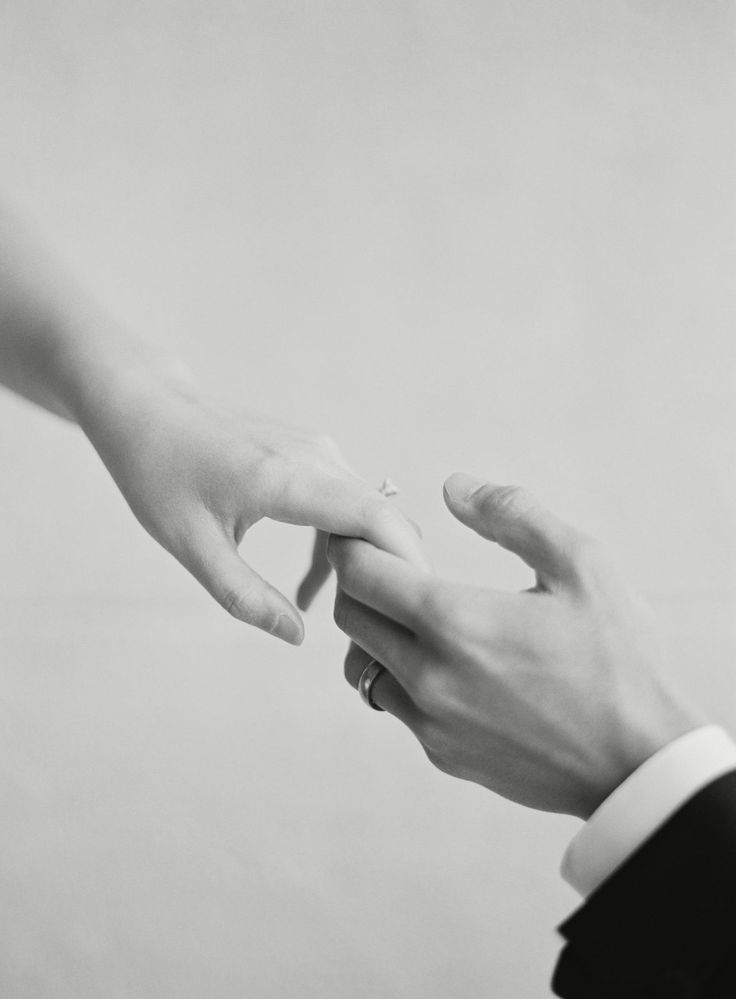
[344,641,418,726]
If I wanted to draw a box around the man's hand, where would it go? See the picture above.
[328,473,702,818]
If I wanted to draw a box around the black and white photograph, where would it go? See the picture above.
[1,3,734,997]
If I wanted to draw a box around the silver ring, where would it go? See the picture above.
[358,659,386,712]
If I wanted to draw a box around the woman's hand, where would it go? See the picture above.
[328,474,701,818]
[0,208,427,641]
[73,367,427,644]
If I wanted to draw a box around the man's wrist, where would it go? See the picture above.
[562,724,736,897]
[578,690,705,820]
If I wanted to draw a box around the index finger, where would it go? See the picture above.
[268,467,432,570]
[327,535,432,632]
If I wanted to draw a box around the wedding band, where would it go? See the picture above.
[358,659,386,712]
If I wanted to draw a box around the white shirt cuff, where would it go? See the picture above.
[561,725,736,898]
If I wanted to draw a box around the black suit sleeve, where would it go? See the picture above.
[552,769,736,999]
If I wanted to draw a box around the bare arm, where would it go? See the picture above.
[0,208,428,641]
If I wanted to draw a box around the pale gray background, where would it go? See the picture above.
[0,2,734,997]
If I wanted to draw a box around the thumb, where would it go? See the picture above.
[443,472,581,588]
[183,527,305,645]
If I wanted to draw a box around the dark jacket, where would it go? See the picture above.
[553,770,736,999]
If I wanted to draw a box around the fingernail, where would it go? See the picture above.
[274,614,304,646]
[444,472,485,503]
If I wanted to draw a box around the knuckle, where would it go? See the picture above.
[363,494,397,530]
[417,584,443,622]
[421,584,476,640]
[327,534,361,574]
[410,665,453,714]
[249,453,283,501]
[220,586,259,624]
[485,483,533,520]
[420,587,456,635]
[220,587,244,618]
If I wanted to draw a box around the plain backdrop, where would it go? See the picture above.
[0,2,734,997]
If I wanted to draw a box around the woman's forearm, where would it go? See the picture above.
[0,207,189,425]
